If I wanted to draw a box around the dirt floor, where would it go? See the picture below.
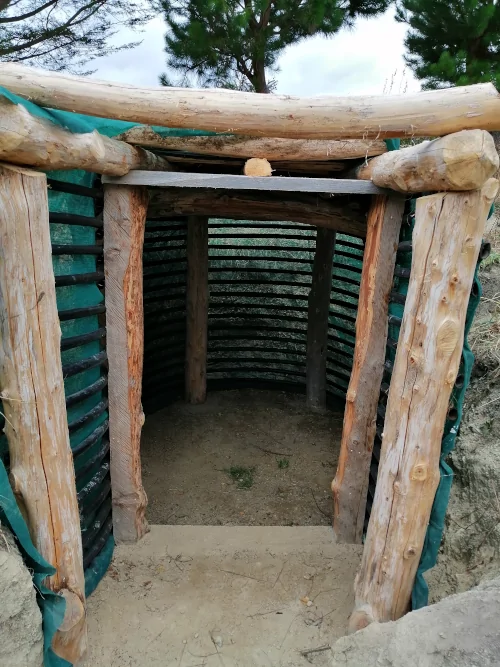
[141,390,343,527]
[85,526,362,667]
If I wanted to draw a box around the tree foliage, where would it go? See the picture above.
[160,0,392,93]
[0,0,154,74]
[397,0,500,89]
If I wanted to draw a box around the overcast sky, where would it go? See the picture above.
[92,7,420,96]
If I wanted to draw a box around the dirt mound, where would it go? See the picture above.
[330,577,500,667]
[0,524,43,667]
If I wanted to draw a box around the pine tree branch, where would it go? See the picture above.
[0,0,58,24]
[0,0,105,56]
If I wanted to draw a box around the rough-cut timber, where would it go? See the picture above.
[0,164,86,663]
[357,130,499,193]
[103,184,149,543]
[2,63,499,139]
[102,171,385,194]
[306,228,336,410]
[244,157,273,176]
[118,127,388,159]
[0,97,171,175]
[332,195,405,544]
[147,189,368,238]
[350,178,499,632]
[186,216,209,404]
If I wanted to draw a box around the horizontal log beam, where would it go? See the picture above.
[148,188,368,237]
[102,171,386,193]
[0,97,171,176]
[357,130,499,193]
[118,126,388,160]
[1,64,499,139]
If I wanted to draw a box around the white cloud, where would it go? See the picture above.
[275,9,420,96]
[92,8,420,96]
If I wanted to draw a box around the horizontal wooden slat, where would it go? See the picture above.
[102,171,387,194]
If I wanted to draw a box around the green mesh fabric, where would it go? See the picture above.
[141,218,365,414]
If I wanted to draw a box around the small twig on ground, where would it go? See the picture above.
[300,644,331,657]
[310,489,331,520]
[250,442,293,457]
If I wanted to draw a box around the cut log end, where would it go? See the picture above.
[357,130,500,193]
[244,158,273,177]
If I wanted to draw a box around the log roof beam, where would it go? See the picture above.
[0,63,499,140]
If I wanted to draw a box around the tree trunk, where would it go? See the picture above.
[253,59,269,93]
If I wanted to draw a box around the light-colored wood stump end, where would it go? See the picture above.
[244,157,273,177]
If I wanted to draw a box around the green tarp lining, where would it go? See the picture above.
[0,85,484,663]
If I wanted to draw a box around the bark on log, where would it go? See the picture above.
[357,130,499,193]
[185,216,209,404]
[306,228,336,410]
[0,97,171,175]
[118,126,388,160]
[1,63,499,139]
[147,189,368,238]
[103,184,149,543]
[332,195,405,544]
[0,164,86,663]
[350,178,499,632]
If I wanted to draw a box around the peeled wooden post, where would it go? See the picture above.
[0,164,86,663]
[350,179,498,631]
[332,194,405,543]
[103,184,149,543]
[186,216,209,404]
[356,130,499,193]
[306,228,336,410]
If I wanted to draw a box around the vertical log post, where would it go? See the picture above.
[332,195,405,543]
[0,164,87,663]
[350,179,498,632]
[306,227,336,410]
[186,215,209,404]
[103,184,149,543]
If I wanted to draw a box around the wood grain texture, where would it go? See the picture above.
[2,64,500,139]
[350,179,499,631]
[332,195,405,544]
[147,189,368,238]
[357,130,499,193]
[103,184,149,543]
[186,216,209,404]
[102,172,386,194]
[0,97,171,176]
[118,127,388,160]
[0,163,86,663]
[306,228,336,410]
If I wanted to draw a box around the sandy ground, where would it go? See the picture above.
[141,390,343,526]
[85,526,362,667]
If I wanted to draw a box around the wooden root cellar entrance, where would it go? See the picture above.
[0,63,499,664]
